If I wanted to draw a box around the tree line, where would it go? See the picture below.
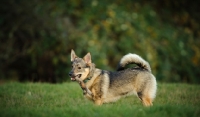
[0,0,199,83]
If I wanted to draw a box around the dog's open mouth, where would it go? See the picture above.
[71,74,81,81]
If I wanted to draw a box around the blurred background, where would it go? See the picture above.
[0,0,199,83]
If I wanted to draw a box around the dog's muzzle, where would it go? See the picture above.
[69,71,81,81]
[69,71,75,81]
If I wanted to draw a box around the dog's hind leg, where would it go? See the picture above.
[137,91,153,106]
[138,75,157,106]
[137,93,153,106]
[141,96,153,106]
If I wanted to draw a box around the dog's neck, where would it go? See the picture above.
[85,68,102,87]
[86,67,95,79]
[84,63,96,83]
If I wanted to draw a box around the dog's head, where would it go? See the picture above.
[69,50,92,81]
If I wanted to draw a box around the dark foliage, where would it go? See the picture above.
[0,0,199,83]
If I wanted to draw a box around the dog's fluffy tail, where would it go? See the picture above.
[117,53,151,72]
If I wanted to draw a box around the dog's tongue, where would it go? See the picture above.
[71,77,76,81]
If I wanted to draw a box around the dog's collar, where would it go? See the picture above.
[83,77,91,83]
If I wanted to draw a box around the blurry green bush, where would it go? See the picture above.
[0,0,199,83]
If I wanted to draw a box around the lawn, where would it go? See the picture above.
[0,82,199,117]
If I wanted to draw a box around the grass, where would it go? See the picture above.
[0,82,200,117]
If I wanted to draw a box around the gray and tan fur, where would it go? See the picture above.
[69,50,157,106]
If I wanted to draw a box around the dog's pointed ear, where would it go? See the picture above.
[71,49,77,62]
[83,52,92,64]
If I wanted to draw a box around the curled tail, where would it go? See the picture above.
[117,53,151,72]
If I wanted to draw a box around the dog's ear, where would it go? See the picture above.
[83,52,92,64]
[71,49,77,62]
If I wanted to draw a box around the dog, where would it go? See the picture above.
[69,50,157,106]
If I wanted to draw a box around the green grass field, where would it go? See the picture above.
[0,82,199,117]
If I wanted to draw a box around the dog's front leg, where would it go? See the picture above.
[91,88,103,105]
[75,78,93,96]
[80,82,93,96]
[94,99,103,105]
[85,87,93,96]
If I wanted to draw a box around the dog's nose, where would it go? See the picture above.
[68,72,72,77]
